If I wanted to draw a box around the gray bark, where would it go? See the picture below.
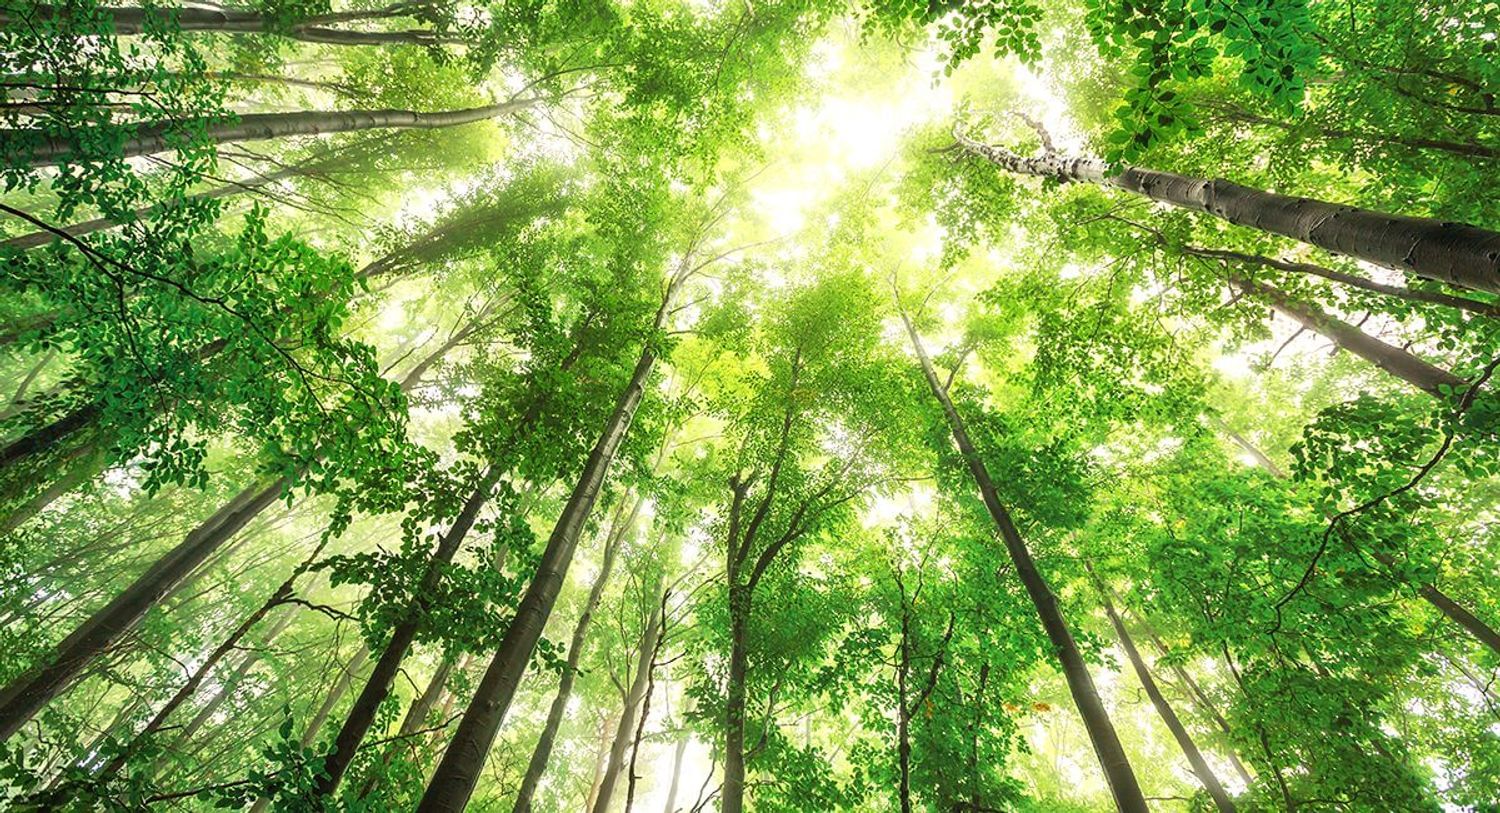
[954,129,1500,295]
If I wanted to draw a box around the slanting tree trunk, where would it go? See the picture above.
[172,611,297,751]
[662,737,688,813]
[357,653,460,799]
[0,477,288,744]
[1230,275,1466,397]
[511,498,641,813]
[1171,242,1499,318]
[1086,565,1236,812]
[1,5,464,47]
[11,97,540,167]
[1218,108,1500,160]
[313,465,501,795]
[0,332,460,743]
[1133,619,1256,788]
[900,308,1148,813]
[592,577,666,813]
[1,164,307,251]
[1212,421,1500,656]
[953,129,1500,294]
[417,332,664,810]
[101,545,321,777]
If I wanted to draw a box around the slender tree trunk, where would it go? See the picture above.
[896,596,914,813]
[101,565,311,776]
[172,611,296,750]
[417,336,662,811]
[1219,108,1500,160]
[592,578,665,813]
[662,737,688,813]
[243,645,371,813]
[1,5,464,47]
[313,466,501,795]
[1131,615,1256,788]
[10,98,539,167]
[721,587,751,813]
[1087,565,1236,812]
[1,165,310,251]
[357,654,458,799]
[584,714,616,811]
[0,445,103,533]
[1173,243,1499,318]
[511,498,640,813]
[901,309,1148,812]
[0,477,287,743]
[0,333,458,742]
[953,130,1500,295]
[1230,275,1466,397]
[1214,420,1500,655]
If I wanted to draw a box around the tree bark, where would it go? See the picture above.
[953,130,1500,295]
[1213,421,1500,656]
[592,578,665,813]
[900,309,1148,813]
[1172,242,1499,318]
[662,737,688,813]
[721,588,751,813]
[511,498,641,813]
[312,465,502,795]
[0,332,458,742]
[0,477,287,743]
[1,5,464,47]
[1087,565,1237,812]
[10,97,539,167]
[1230,275,1466,397]
[417,335,661,811]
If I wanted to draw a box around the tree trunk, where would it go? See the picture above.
[172,611,296,749]
[721,589,751,813]
[953,130,1500,295]
[900,309,1148,813]
[417,338,661,811]
[1230,275,1466,397]
[592,578,665,813]
[0,445,103,533]
[0,477,287,743]
[0,331,458,742]
[1213,421,1500,655]
[662,737,688,813]
[357,653,459,798]
[1087,565,1236,812]
[584,714,617,811]
[1,164,308,251]
[299,646,372,751]
[313,466,502,795]
[511,498,641,813]
[2,5,464,47]
[1219,108,1500,160]
[1174,243,1499,318]
[11,98,539,167]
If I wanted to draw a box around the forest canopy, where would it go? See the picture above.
[1,0,1498,810]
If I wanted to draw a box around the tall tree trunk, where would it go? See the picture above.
[1171,242,1498,318]
[1,164,308,251]
[584,713,617,812]
[0,477,287,743]
[592,578,665,813]
[511,498,641,813]
[0,332,459,742]
[417,335,662,811]
[953,130,1500,295]
[662,736,688,813]
[2,5,464,47]
[1125,608,1256,788]
[314,318,576,795]
[172,611,297,749]
[11,97,539,167]
[357,654,459,799]
[313,465,502,795]
[101,558,314,776]
[900,309,1148,813]
[1212,420,1500,655]
[1230,275,1466,397]
[1086,565,1237,812]
[721,587,751,813]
